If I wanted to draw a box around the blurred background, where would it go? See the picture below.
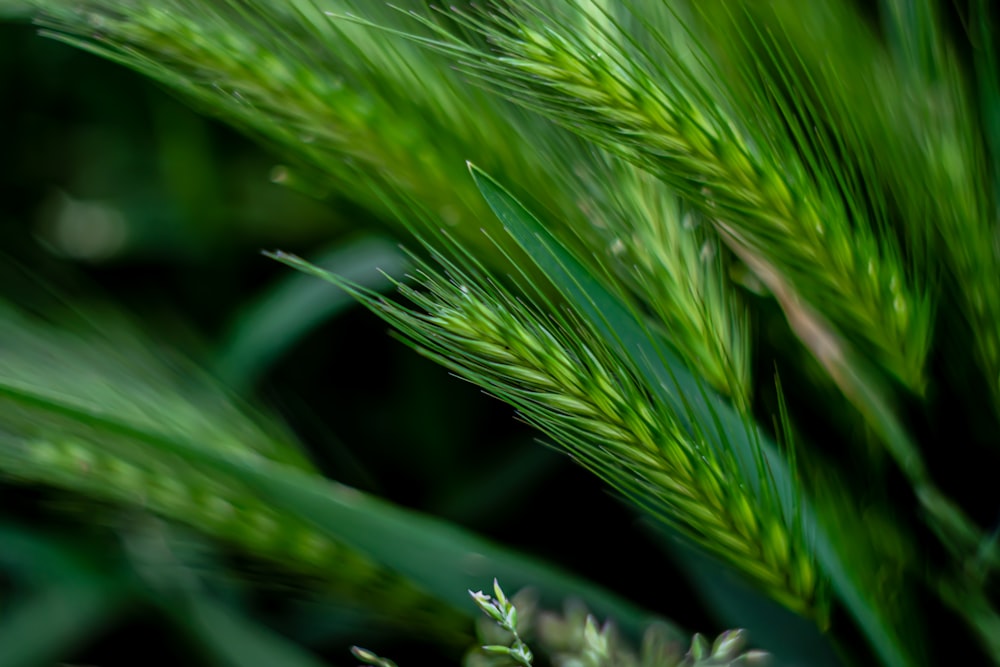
[0,8,712,665]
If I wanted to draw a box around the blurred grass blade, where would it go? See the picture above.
[0,575,126,667]
[721,224,992,574]
[0,1,29,18]
[0,380,659,640]
[0,584,123,667]
[0,305,657,640]
[468,165,923,667]
[0,522,100,582]
[974,0,1000,201]
[171,594,330,667]
[0,303,313,471]
[0,524,129,666]
[215,236,408,389]
[123,521,332,667]
[30,0,565,274]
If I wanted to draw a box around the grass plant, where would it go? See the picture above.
[3,1,1000,666]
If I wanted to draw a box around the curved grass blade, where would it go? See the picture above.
[0,380,659,641]
[0,303,314,472]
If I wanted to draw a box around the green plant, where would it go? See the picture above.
[4,1,1000,666]
[355,580,768,667]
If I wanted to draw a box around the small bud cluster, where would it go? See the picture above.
[470,580,535,667]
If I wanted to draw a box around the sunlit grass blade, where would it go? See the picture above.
[398,1,932,394]
[274,173,828,625]
[272,243,822,618]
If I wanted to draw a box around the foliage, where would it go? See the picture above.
[3,1,1000,666]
